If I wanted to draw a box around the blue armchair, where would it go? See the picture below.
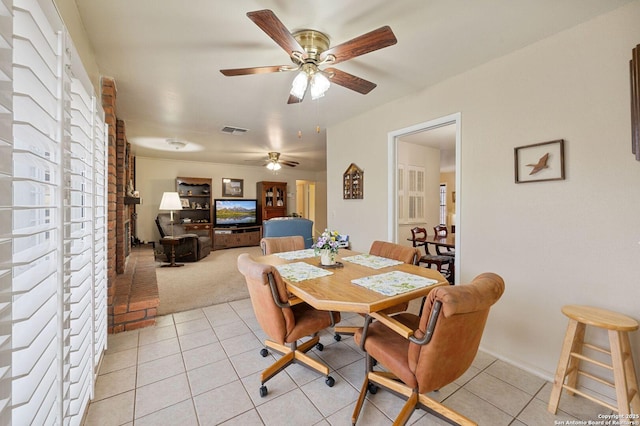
[262,217,314,248]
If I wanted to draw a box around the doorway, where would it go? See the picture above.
[387,113,461,282]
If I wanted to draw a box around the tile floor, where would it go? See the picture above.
[84,298,609,425]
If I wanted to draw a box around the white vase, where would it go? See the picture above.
[320,249,336,266]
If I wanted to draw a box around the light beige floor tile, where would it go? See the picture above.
[326,401,391,426]
[444,388,513,425]
[463,371,532,416]
[536,381,611,420]
[220,409,264,425]
[99,347,137,374]
[315,341,363,371]
[172,308,205,324]
[229,347,278,378]
[137,352,185,387]
[187,358,239,395]
[134,373,192,419]
[336,358,367,390]
[93,366,137,401]
[182,341,227,370]
[134,399,198,426]
[83,390,134,425]
[300,374,359,417]
[203,303,241,326]
[178,328,218,352]
[138,323,177,346]
[256,388,323,426]
[219,331,263,357]
[241,369,298,406]
[137,337,181,364]
[214,320,251,340]
[176,317,214,336]
[453,364,480,386]
[517,396,582,425]
[104,331,139,354]
[470,350,497,370]
[193,380,254,425]
[485,358,547,395]
[154,315,175,327]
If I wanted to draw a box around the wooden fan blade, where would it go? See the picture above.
[220,65,286,76]
[281,160,299,167]
[325,68,376,94]
[320,26,397,65]
[247,10,306,58]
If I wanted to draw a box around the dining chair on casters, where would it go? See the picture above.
[332,241,421,341]
[237,253,341,397]
[260,235,305,255]
[351,272,505,425]
[411,226,454,283]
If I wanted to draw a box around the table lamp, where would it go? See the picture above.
[159,192,183,237]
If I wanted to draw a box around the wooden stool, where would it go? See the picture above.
[548,305,640,415]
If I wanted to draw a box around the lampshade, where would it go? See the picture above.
[266,161,282,171]
[290,71,309,99]
[159,192,183,211]
[310,73,330,100]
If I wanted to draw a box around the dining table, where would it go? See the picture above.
[254,248,449,315]
[408,233,455,251]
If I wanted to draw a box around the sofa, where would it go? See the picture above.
[156,213,212,262]
[262,217,314,249]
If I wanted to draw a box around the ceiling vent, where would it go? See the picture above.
[221,126,248,135]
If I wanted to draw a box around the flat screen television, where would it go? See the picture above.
[214,199,258,227]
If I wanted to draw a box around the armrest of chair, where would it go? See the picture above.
[369,312,415,339]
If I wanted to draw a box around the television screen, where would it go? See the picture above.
[214,199,258,227]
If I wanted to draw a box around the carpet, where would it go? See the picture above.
[155,245,263,315]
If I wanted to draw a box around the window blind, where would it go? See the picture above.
[8,0,107,424]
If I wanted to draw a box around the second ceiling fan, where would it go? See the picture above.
[220,9,397,103]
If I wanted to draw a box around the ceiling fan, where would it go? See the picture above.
[220,9,397,103]
[265,152,299,170]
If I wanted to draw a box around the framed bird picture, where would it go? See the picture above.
[514,139,565,183]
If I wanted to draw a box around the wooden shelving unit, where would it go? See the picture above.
[257,181,287,222]
[343,163,364,199]
[176,177,213,239]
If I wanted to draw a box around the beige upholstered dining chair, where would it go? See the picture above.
[237,253,341,397]
[333,241,421,341]
[260,235,305,255]
[351,272,505,425]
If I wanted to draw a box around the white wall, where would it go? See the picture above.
[327,1,640,384]
[135,157,326,243]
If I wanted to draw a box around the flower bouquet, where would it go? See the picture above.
[312,229,340,266]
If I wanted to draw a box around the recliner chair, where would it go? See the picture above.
[155,213,212,262]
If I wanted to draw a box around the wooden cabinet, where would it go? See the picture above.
[176,177,213,238]
[343,163,364,199]
[257,181,287,222]
[213,226,262,250]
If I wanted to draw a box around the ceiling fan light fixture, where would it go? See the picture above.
[290,71,309,99]
[266,161,281,171]
[166,138,186,150]
[310,72,330,100]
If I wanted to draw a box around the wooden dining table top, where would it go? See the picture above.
[255,249,448,314]
[408,234,455,249]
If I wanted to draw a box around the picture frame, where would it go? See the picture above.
[180,198,190,208]
[222,178,244,197]
[514,139,565,183]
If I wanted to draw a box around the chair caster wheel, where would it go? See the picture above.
[367,383,378,394]
[260,385,268,397]
[260,348,268,357]
[325,376,335,387]
[315,342,324,351]
[334,334,342,341]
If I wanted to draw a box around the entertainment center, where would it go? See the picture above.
[212,226,262,250]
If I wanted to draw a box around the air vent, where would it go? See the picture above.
[220,126,249,135]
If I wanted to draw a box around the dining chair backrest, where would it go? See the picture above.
[261,236,305,255]
[369,241,420,265]
[433,225,448,237]
[410,227,427,246]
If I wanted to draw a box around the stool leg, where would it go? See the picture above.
[548,319,585,414]
[621,332,640,414]
[610,331,640,415]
